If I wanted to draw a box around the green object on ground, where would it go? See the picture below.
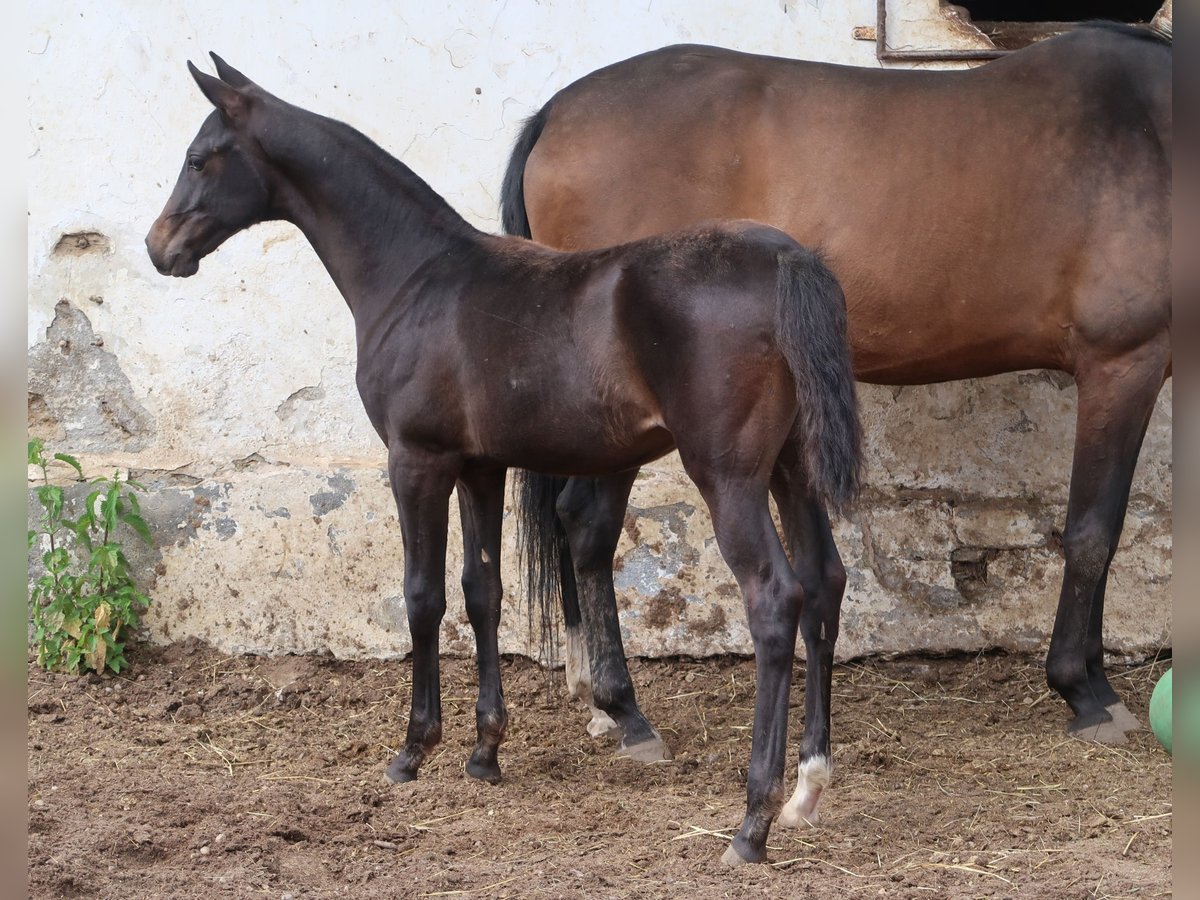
[1149,668,1172,754]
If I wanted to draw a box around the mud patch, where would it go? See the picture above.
[644,585,688,629]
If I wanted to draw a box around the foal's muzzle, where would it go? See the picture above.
[145,216,201,277]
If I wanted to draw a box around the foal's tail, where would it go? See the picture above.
[775,247,862,512]
[502,99,571,665]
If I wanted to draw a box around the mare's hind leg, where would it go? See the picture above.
[1046,345,1169,743]
[384,449,458,784]
[556,473,670,761]
[769,445,845,827]
[457,467,509,784]
[559,517,620,738]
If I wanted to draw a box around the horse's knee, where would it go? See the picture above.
[748,578,804,663]
[1062,520,1119,591]
[403,576,447,635]
[556,494,619,570]
[824,558,847,600]
[460,562,501,624]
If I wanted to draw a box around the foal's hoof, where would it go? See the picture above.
[720,838,765,867]
[1066,712,1129,746]
[465,755,503,785]
[384,755,419,784]
[616,734,673,763]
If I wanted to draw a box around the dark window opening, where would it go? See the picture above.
[950,1,1163,50]
[954,1,1161,22]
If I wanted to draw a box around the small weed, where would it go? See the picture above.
[27,438,153,675]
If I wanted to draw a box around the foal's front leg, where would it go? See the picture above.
[456,468,509,784]
[384,449,458,784]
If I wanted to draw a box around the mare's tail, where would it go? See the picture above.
[500,102,553,239]
[775,247,862,512]
[501,100,572,666]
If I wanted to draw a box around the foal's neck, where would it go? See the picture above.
[264,106,479,317]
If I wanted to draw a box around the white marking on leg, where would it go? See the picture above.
[564,626,591,701]
[778,754,832,827]
[565,626,619,738]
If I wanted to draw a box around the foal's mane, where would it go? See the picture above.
[271,94,476,237]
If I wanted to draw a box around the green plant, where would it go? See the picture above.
[27,438,153,674]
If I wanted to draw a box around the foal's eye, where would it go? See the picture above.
[187,157,205,173]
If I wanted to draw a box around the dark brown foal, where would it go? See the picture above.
[145,57,861,864]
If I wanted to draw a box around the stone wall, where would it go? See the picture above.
[27,1,1171,663]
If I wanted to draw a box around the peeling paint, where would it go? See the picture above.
[27,301,155,450]
[309,472,355,518]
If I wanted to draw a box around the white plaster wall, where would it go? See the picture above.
[27,1,1171,663]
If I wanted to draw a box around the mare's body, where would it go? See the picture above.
[501,23,1172,746]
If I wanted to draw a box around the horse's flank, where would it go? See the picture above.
[520,24,1171,384]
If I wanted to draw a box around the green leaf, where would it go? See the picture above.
[122,512,153,545]
[44,547,70,574]
[104,484,121,532]
[78,498,96,531]
[36,484,64,522]
[27,530,38,550]
[27,438,45,466]
[71,519,94,553]
[42,609,65,634]
[53,453,84,479]
[90,545,120,580]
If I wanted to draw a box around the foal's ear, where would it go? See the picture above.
[188,60,248,122]
[209,52,253,89]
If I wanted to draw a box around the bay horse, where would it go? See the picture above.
[145,57,861,865]
[501,22,1171,760]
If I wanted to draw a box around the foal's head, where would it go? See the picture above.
[146,55,272,277]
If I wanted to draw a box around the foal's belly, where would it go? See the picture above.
[483,415,676,477]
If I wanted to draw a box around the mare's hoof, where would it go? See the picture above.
[720,838,764,867]
[617,734,673,763]
[465,756,503,785]
[384,756,418,784]
[1067,714,1129,746]
[1106,702,1142,732]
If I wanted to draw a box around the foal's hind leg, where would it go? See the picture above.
[556,473,670,761]
[695,480,802,865]
[769,448,844,827]
[384,450,458,784]
[456,468,509,784]
[1046,345,1169,743]
[675,442,802,863]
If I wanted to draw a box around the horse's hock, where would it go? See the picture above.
[27,2,1171,666]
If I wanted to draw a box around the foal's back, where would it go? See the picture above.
[380,221,804,475]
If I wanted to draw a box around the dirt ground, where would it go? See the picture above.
[28,641,1171,899]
